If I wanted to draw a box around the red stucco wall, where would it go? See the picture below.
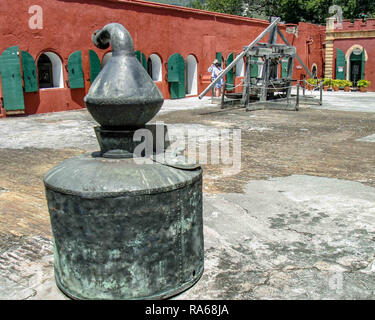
[0,0,320,115]
[333,38,375,91]
[288,22,325,81]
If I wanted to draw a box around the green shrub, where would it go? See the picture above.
[331,79,341,87]
[342,80,352,87]
[322,78,332,86]
[357,80,370,88]
[306,78,318,85]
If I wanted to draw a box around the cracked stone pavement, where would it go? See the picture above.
[1,95,375,299]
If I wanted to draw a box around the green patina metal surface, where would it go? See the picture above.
[85,25,163,127]
[44,154,204,300]
[45,23,204,300]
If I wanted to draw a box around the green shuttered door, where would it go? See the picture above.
[168,53,185,99]
[0,46,25,111]
[336,48,345,80]
[89,50,101,83]
[250,57,258,78]
[350,50,366,81]
[21,51,38,92]
[361,50,365,79]
[226,53,234,91]
[135,51,147,70]
[216,52,222,66]
[68,51,84,89]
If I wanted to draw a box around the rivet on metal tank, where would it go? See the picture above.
[43,23,204,300]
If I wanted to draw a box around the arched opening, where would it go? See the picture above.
[345,45,368,85]
[235,57,245,77]
[37,52,64,89]
[349,50,365,85]
[101,52,112,68]
[147,54,162,82]
[186,54,197,95]
[311,64,318,78]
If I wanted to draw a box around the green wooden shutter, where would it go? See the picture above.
[168,53,180,82]
[226,53,234,91]
[216,52,222,66]
[167,53,185,99]
[361,50,365,80]
[68,51,84,89]
[281,59,289,79]
[336,48,345,80]
[135,51,147,70]
[89,50,101,83]
[0,46,25,111]
[21,51,38,92]
[141,53,147,70]
[135,50,140,61]
[250,57,258,78]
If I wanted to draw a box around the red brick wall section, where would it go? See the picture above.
[290,22,325,81]
[340,19,375,31]
[0,0,322,114]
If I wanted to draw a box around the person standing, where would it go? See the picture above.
[208,59,224,97]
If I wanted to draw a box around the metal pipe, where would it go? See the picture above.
[303,79,306,96]
[296,83,300,110]
[199,17,281,99]
[220,82,226,109]
[92,23,135,55]
[319,80,323,105]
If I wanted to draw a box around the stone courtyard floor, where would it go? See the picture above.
[1,91,375,299]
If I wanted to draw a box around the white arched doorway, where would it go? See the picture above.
[101,52,112,68]
[147,53,162,81]
[37,52,64,89]
[345,45,368,81]
[235,58,245,77]
[311,63,318,78]
[186,54,198,95]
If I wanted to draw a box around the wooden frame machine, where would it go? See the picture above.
[199,17,317,111]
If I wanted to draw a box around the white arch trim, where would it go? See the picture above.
[235,57,244,77]
[42,52,64,89]
[311,63,318,77]
[186,55,198,95]
[345,45,368,80]
[149,54,162,82]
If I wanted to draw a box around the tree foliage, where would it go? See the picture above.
[245,0,375,24]
[191,0,244,15]
[190,0,375,24]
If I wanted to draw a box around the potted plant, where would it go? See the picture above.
[357,79,370,92]
[342,80,352,92]
[306,78,317,90]
[332,79,340,91]
[323,78,331,91]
